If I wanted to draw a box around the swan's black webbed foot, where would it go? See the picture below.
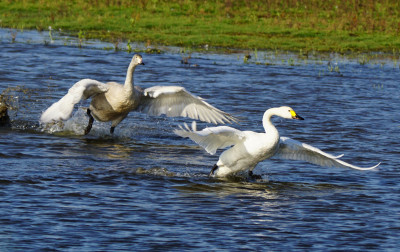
[110,126,115,134]
[248,170,262,180]
[84,109,94,135]
[209,164,218,177]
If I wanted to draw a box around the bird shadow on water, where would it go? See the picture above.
[189,178,336,191]
[165,169,365,200]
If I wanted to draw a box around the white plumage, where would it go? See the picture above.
[174,106,380,177]
[40,54,237,134]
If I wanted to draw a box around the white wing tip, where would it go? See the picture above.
[340,160,381,171]
[363,162,381,170]
[174,121,198,137]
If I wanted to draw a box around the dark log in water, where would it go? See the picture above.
[0,95,11,127]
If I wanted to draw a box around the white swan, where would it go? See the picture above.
[174,106,380,177]
[40,54,237,134]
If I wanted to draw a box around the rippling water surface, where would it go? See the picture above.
[1,29,399,251]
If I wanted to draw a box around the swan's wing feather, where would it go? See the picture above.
[275,137,380,170]
[40,79,108,123]
[174,122,245,154]
[137,86,237,124]
[81,80,109,99]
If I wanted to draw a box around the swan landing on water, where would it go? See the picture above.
[40,54,237,134]
[175,106,380,178]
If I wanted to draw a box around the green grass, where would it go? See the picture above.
[1,0,400,53]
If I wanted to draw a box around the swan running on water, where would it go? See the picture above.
[175,106,380,177]
[40,54,237,134]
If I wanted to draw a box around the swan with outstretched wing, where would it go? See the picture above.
[40,54,237,134]
[175,107,380,177]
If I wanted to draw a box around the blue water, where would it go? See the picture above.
[0,29,399,251]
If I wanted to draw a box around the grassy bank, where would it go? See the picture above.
[1,0,400,53]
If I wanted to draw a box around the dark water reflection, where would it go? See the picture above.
[0,29,399,250]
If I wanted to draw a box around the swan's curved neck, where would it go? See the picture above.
[124,62,137,91]
[262,108,279,134]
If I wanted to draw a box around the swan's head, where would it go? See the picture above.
[132,54,145,66]
[277,106,304,120]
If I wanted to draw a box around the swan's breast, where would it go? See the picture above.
[104,83,140,110]
[243,132,279,158]
[89,83,140,121]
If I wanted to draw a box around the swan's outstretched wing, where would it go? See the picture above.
[274,137,380,170]
[40,79,108,123]
[137,86,237,124]
[174,122,245,155]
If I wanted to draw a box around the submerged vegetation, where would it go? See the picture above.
[1,0,400,53]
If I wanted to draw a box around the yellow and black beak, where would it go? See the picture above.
[290,110,304,120]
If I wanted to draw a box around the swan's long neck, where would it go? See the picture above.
[124,61,137,92]
[262,108,279,135]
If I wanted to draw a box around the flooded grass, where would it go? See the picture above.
[1,0,400,53]
[3,27,400,73]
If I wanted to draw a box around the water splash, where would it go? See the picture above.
[39,108,92,135]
